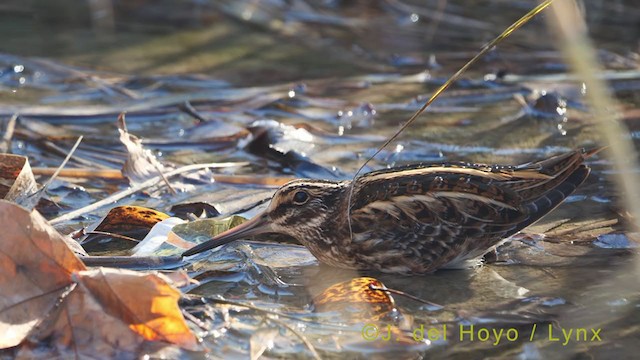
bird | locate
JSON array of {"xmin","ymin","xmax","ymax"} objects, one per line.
[{"xmin": 182, "ymin": 149, "xmax": 598, "ymax": 274}]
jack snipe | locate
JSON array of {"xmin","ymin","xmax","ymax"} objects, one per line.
[{"xmin": 183, "ymin": 149, "xmax": 597, "ymax": 274}]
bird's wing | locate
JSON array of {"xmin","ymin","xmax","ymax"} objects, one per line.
[
  {"xmin": 348, "ymin": 170, "xmax": 529, "ymax": 271},
  {"xmin": 347, "ymin": 149, "xmax": 593, "ymax": 272}
]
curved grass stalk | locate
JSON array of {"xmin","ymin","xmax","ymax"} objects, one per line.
[{"xmin": 347, "ymin": 0, "xmax": 557, "ymax": 237}]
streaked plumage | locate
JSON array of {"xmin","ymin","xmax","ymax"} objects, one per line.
[{"xmin": 182, "ymin": 149, "xmax": 597, "ymax": 274}]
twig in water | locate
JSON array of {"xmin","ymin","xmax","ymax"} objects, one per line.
[
  {"xmin": 369, "ymin": 284, "xmax": 443, "ymax": 310},
  {"xmin": 82, "ymin": 230, "xmax": 141, "ymax": 244}
]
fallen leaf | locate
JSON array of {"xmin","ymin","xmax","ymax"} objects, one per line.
[
  {"xmin": 82, "ymin": 205, "xmax": 170, "ymax": 252},
  {"xmin": 0, "ymin": 200, "xmax": 199, "ymax": 356},
  {"xmin": 75, "ymin": 268, "xmax": 198, "ymax": 348},
  {"xmin": 169, "ymin": 215, "xmax": 248, "ymax": 250},
  {"xmin": 0, "ymin": 154, "xmax": 39, "ymax": 210},
  {"xmin": 118, "ymin": 115, "xmax": 171, "ymax": 186},
  {"xmin": 0, "ymin": 200, "xmax": 85, "ymax": 348},
  {"xmin": 313, "ymin": 278, "xmax": 427, "ymax": 350},
  {"xmin": 131, "ymin": 217, "xmax": 187, "ymax": 256},
  {"xmin": 312, "ymin": 277, "xmax": 397, "ymax": 323}
]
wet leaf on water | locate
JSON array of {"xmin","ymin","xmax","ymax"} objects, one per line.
[
  {"xmin": 82, "ymin": 205, "xmax": 170, "ymax": 251},
  {"xmin": 93, "ymin": 205, "xmax": 170, "ymax": 237},
  {"xmin": 312, "ymin": 279, "xmax": 430, "ymax": 352},
  {"xmin": 173, "ymin": 187, "xmax": 275, "ymax": 219},
  {"xmin": 312, "ymin": 277, "xmax": 397, "ymax": 323},
  {"xmin": 245, "ymin": 120, "xmax": 343, "ymax": 179},
  {"xmin": 0, "ymin": 200, "xmax": 199, "ymax": 355},
  {"xmin": 131, "ymin": 217, "xmax": 187, "ymax": 256},
  {"xmin": 170, "ymin": 202, "xmax": 221, "ymax": 219},
  {"xmin": 0, "ymin": 154, "xmax": 39, "ymax": 210},
  {"xmin": 170, "ymin": 215, "xmax": 248, "ymax": 247}
]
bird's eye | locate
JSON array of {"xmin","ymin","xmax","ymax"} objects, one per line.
[{"xmin": 292, "ymin": 190, "xmax": 310, "ymax": 205}]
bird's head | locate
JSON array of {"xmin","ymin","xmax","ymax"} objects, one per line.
[{"xmin": 181, "ymin": 179, "xmax": 349, "ymax": 257}]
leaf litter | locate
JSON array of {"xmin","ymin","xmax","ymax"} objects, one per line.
[{"xmin": 0, "ymin": 201, "xmax": 198, "ymax": 357}]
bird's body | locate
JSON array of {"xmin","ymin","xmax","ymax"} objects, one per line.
[{"xmin": 183, "ymin": 149, "xmax": 596, "ymax": 274}]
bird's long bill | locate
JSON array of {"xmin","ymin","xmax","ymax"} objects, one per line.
[{"xmin": 181, "ymin": 212, "xmax": 272, "ymax": 257}]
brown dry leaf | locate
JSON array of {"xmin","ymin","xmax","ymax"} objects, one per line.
[
  {"xmin": 118, "ymin": 115, "xmax": 171, "ymax": 186},
  {"xmin": 0, "ymin": 200, "xmax": 86, "ymax": 348},
  {"xmin": 75, "ymin": 268, "xmax": 199, "ymax": 350},
  {"xmin": 83, "ymin": 205, "xmax": 170, "ymax": 249},
  {"xmin": 0, "ymin": 154, "xmax": 39, "ymax": 210},
  {"xmin": 0, "ymin": 200, "xmax": 199, "ymax": 355},
  {"xmin": 27, "ymin": 278, "xmax": 152, "ymax": 358},
  {"xmin": 312, "ymin": 277, "xmax": 397, "ymax": 323},
  {"xmin": 313, "ymin": 277, "xmax": 422, "ymax": 349}
]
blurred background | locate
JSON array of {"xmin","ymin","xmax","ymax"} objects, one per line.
[{"xmin": 1, "ymin": 0, "xmax": 638, "ymax": 84}]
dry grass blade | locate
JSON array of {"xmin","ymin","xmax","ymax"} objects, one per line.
[
  {"xmin": 39, "ymin": 136, "xmax": 83, "ymax": 193},
  {"xmin": 547, "ymin": 1, "xmax": 640, "ymax": 232},
  {"xmin": 0, "ymin": 113, "xmax": 18, "ymax": 153},
  {"xmin": 31, "ymin": 168, "xmax": 126, "ymax": 179},
  {"xmin": 347, "ymin": 0, "xmax": 556, "ymax": 237}
]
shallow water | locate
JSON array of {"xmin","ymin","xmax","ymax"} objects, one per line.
[{"xmin": 1, "ymin": 0, "xmax": 639, "ymax": 358}]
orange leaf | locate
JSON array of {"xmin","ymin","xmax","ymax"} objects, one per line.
[
  {"xmin": 0, "ymin": 200, "xmax": 199, "ymax": 355},
  {"xmin": 83, "ymin": 205, "xmax": 170, "ymax": 251},
  {"xmin": 93, "ymin": 205, "xmax": 169, "ymax": 238},
  {"xmin": 0, "ymin": 200, "xmax": 85, "ymax": 348},
  {"xmin": 75, "ymin": 268, "xmax": 199, "ymax": 350},
  {"xmin": 313, "ymin": 277, "xmax": 397, "ymax": 323}
]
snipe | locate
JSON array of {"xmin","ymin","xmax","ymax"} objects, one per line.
[{"xmin": 182, "ymin": 149, "xmax": 597, "ymax": 274}]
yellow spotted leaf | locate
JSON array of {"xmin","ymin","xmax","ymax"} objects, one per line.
[
  {"xmin": 313, "ymin": 277, "xmax": 397, "ymax": 322},
  {"xmin": 83, "ymin": 206, "xmax": 170, "ymax": 251}
]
